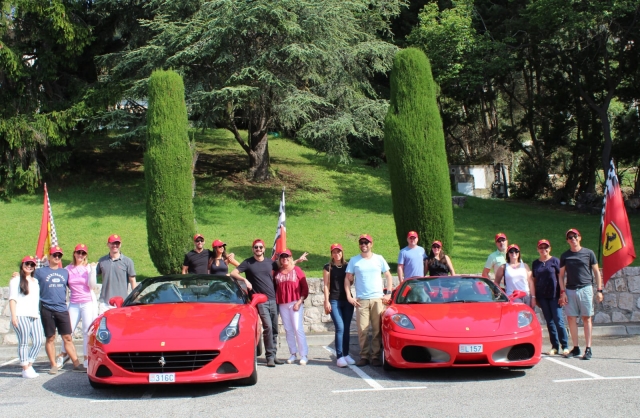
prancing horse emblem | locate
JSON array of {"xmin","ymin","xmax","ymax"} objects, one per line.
[{"xmin": 158, "ymin": 356, "xmax": 166, "ymax": 367}]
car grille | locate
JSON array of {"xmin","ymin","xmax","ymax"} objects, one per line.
[
  {"xmin": 109, "ymin": 351, "xmax": 220, "ymax": 373},
  {"xmin": 507, "ymin": 343, "xmax": 535, "ymax": 361}
]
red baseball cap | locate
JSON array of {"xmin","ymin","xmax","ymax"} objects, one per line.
[
  {"xmin": 74, "ymin": 243, "xmax": 88, "ymax": 253},
  {"xmin": 359, "ymin": 234, "xmax": 373, "ymax": 244},
  {"xmin": 22, "ymin": 255, "xmax": 37, "ymax": 264},
  {"xmin": 49, "ymin": 246, "xmax": 64, "ymax": 255},
  {"xmin": 566, "ymin": 228, "xmax": 580, "ymax": 238},
  {"xmin": 330, "ymin": 243, "xmax": 343, "ymax": 252},
  {"xmin": 537, "ymin": 239, "xmax": 550, "ymax": 248},
  {"xmin": 495, "ymin": 232, "xmax": 507, "ymax": 242},
  {"xmin": 278, "ymin": 249, "xmax": 292, "ymax": 257},
  {"xmin": 108, "ymin": 234, "xmax": 122, "ymax": 243},
  {"xmin": 407, "ymin": 231, "xmax": 418, "ymax": 239},
  {"xmin": 194, "ymin": 234, "xmax": 204, "ymax": 241},
  {"xmin": 431, "ymin": 240, "xmax": 443, "ymax": 248},
  {"xmin": 507, "ymin": 244, "xmax": 520, "ymax": 252},
  {"xmin": 252, "ymin": 239, "xmax": 265, "ymax": 247},
  {"xmin": 212, "ymin": 239, "xmax": 226, "ymax": 248}
]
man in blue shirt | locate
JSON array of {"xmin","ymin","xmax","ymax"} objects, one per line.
[
  {"xmin": 35, "ymin": 246, "xmax": 84, "ymax": 374},
  {"xmin": 345, "ymin": 234, "xmax": 393, "ymax": 367},
  {"xmin": 397, "ymin": 231, "xmax": 426, "ymax": 281}
]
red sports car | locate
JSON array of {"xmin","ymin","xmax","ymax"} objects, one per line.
[
  {"xmin": 86, "ymin": 274, "xmax": 266, "ymax": 388},
  {"xmin": 382, "ymin": 276, "xmax": 542, "ymax": 371}
]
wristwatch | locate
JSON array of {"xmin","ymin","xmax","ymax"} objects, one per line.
[
  {"xmin": 384, "ymin": 289, "xmax": 391, "ymax": 295},
  {"xmin": 597, "ymin": 289, "xmax": 603, "ymax": 293}
]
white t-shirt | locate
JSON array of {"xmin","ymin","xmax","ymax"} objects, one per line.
[
  {"xmin": 504, "ymin": 262, "xmax": 530, "ymax": 295},
  {"xmin": 346, "ymin": 253, "xmax": 390, "ymax": 299},
  {"xmin": 9, "ymin": 276, "xmax": 40, "ymax": 318}
]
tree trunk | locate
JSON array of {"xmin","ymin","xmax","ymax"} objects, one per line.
[{"xmin": 248, "ymin": 130, "xmax": 271, "ymax": 182}]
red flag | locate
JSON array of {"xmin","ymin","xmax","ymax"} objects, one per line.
[
  {"xmin": 271, "ymin": 188, "xmax": 287, "ymax": 260},
  {"xmin": 601, "ymin": 160, "xmax": 636, "ymax": 286},
  {"xmin": 35, "ymin": 184, "xmax": 60, "ymax": 267}
]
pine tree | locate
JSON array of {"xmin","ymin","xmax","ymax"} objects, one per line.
[
  {"xmin": 145, "ymin": 70, "xmax": 195, "ymax": 274},
  {"xmin": 384, "ymin": 48, "xmax": 454, "ymax": 252}
]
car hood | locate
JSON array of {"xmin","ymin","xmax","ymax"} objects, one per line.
[
  {"xmin": 402, "ymin": 303, "xmax": 506, "ymax": 336},
  {"xmin": 104, "ymin": 303, "xmax": 244, "ymax": 341}
]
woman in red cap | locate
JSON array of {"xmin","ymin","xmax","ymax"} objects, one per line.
[
  {"xmin": 9, "ymin": 256, "xmax": 43, "ymax": 378},
  {"xmin": 58, "ymin": 243, "xmax": 98, "ymax": 369},
  {"xmin": 274, "ymin": 249, "xmax": 309, "ymax": 365},
  {"xmin": 495, "ymin": 244, "xmax": 535, "ymax": 306},
  {"xmin": 208, "ymin": 239, "xmax": 239, "ymax": 275},
  {"xmin": 425, "ymin": 241, "xmax": 455, "ymax": 276},
  {"xmin": 323, "ymin": 243, "xmax": 355, "ymax": 368}
]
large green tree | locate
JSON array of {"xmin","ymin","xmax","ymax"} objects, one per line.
[
  {"xmin": 384, "ymin": 48, "xmax": 454, "ymax": 251},
  {"xmin": 99, "ymin": 0, "xmax": 402, "ymax": 181},
  {"xmin": 145, "ymin": 69, "xmax": 195, "ymax": 274}
]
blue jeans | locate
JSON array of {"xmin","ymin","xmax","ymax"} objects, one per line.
[
  {"xmin": 538, "ymin": 297, "xmax": 569, "ymax": 350},
  {"xmin": 329, "ymin": 299, "xmax": 354, "ymax": 358}
]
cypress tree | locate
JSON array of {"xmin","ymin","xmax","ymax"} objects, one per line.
[
  {"xmin": 145, "ymin": 70, "xmax": 195, "ymax": 274},
  {"xmin": 384, "ymin": 48, "xmax": 454, "ymax": 252}
]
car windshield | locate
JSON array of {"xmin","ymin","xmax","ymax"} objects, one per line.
[
  {"xmin": 125, "ymin": 274, "xmax": 246, "ymax": 306},
  {"xmin": 395, "ymin": 276, "xmax": 508, "ymax": 304}
]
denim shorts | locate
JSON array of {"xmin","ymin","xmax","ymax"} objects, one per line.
[{"xmin": 566, "ymin": 286, "xmax": 594, "ymax": 317}]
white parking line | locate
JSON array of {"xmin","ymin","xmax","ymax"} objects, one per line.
[
  {"xmin": 1, "ymin": 358, "xmax": 19, "ymax": 367},
  {"xmin": 554, "ymin": 376, "xmax": 640, "ymax": 383},
  {"xmin": 544, "ymin": 357, "xmax": 602, "ymax": 378},
  {"xmin": 323, "ymin": 346, "xmax": 427, "ymax": 393}
]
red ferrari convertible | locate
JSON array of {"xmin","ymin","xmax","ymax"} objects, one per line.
[
  {"xmin": 86, "ymin": 274, "xmax": 266, "ymax": 388},
  {"xmin": 382, "ymin": 276, "xmax": 542, "ymax": 371}
]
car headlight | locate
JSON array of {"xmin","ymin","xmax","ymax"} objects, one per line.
[
  {"xmin": 220, "ymin": 313, "xmax": 241, "ymax": 341},
  {"xmin": 518, "ymin": 311, "xmax": 533, "ymax": 328},
  {"xmin": 391, "ymin": 314, "xmax": 415, "ymax": 330},
  {"xmin": 96, "ymin": 317, "xmax": 111, "ymax": 344}
]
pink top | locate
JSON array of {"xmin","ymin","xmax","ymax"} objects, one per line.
[
  {"xmin": 273, "ymin": 266, "xmax": 309, "ymax": 305},
  {"xmin": 65, "ymin": 264, "xmax": 95, "ymax": 303}
]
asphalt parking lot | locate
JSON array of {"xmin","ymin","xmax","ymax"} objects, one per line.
[{"xmin": 1, "ymin": 335, "xmax": 639, "ymax": 417}]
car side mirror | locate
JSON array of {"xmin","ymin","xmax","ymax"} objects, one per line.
[
  {"xmin": 109, "ymin": 296, "xmax": 124, "ymax": 308},
  {"xmin": 508, "ymin": 290, "xmax": 527, "ymax": 301},
  {"xmin": 251, "ymin": 293, "xmax": 268, "ymax": 306}
]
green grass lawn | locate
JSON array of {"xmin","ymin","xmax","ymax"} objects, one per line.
[{"xmin": 1, "ymin": 129, "xmax": 638, "ymax": 286}]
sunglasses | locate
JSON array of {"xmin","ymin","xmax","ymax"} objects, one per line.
[
  {"xmin": 432, "ymin": 245, "xmax": 441, "ymax": 249},
  {"xmin": 359, "ymin": 241, "xmax": 371, "ymax": 245},
  {"xmin": 24, "ymin": 262, "xmax": 36, "ymax": 268},
  {"xmin": 508, "ymin": 249, "xmax": 520, "ymax": 254},
  {"xmin": 279, "ymin": 254, "xmax": 291, "ymax": 259},
  {"xmin": 496, "ymin": 238, "xmax": 506, "ymax": 243},
  {"xmin": 75, "ymin": 251, "xmax": 87, "ymax": 256},
  {"xmin": 195, "ymin": 239, "xmax": 204, "ymax": 243},
  {"xmin": 253, "ymin": 245, "xmax": 264, "ymax": 250},
  {"xmin": 52, "ymin": 253, "xmax": 63, "ymax": 259},
  {"xmin": 215, "ymin": 245, "xmax": 226, "ymax": 248},
  {"xmin": 538, "ymin": 245, "xmax": 550, "ymax": 250},
  {"xmin": 567, "ymin": 235, "xmax": 578, "ymax": 240},
  {"xmin": 110, "ymin": 241, "xmax": 121, "ymax": 245}
]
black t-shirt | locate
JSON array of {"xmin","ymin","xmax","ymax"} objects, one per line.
[
  {"xmin": 323, "ymin": 263, "xmax": 348, "ymax": 301},
  {"xmin": 209, "ymin": 258, "xmax": 228, "ymax": 275},
  {"xmin": 183, "ymin": 250, "xmax": 212, "ymax": 274},
  {"xmin": 560, "ymin": 248, "xmax": 597, "ymax": 289},
  {"xmin": 427, "ymin": 257, "xmax": 450, "ymax": 276},
  {"xmin": 531, "ymin": 256, "xmax": 560, "ymax": 299},
  {"xmin": 237, "ymin": 257, "xmax": 276, "ymax": 300}
]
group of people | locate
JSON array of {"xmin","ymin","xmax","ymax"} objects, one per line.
[
  {"xmin": 482, "ymin": 230, "xmax": 603, "ymax": 360},
  {"xmin": 9, "ymin": 234, "xmax": 136, "ymax": 378},
  {"xmin": 9, "ymin": 227, "xmax": 604, "ymax": 378}
]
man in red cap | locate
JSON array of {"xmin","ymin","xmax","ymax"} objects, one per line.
[
  {"xmin": 345, "ymin": 234, "xmax": 393, "ymax": 367},
  {"xmin": 558, "ymin": 228, "xmax": 603, "ymax": 360},
  {"xmin": 397, "ymin": 231, "xmax": 426, "ymax": 281},
  {"xmin": 482, "ymin": 233, "xmax": 509, "ymax": 279},
  {"xmin": 230, "ymin": 239, "xmax": 283, "ymax": 367},
  {"xmin": 182, "ymin": 234, "xmax": 212, "ymax": 274},
  {"xmin": 96, "ymin": 234, "xmax": 136, "ymax": 314}
]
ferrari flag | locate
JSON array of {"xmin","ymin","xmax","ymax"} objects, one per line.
[
  {"xmin": 271, "ymin": 187, "xmax": 287, "ymax": 260},
  {"xmin": 601, "ymin": 160, "xmax": 636, "ymax": 286},
  {"xmin": 35, "ymin": 183, "xmax": 60, "ymax": 266}
]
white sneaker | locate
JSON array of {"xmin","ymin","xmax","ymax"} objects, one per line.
[
  {"xmin": 56, "ymin": 353, "xmax": 69, "ymax": 368},
  {"xmin": 344, "ymin": 355, "xmax": 356, "ymax": 365},
  {"xmin": 336, "ymin": 357, "xmax": 348, "ymax": 368},
  {"xmin": 22, "ymin": 368, "xmax": 38, "ymax": 379},
  {"xmin": 27, "ymin": 366, "xmax": 39, "ymax": 377},
  {"xmin": 299, "ymin": 356, "xmax": 308, "ymax": 366},
  {"xmin": 287, "ymin": 354, "xmax": 297, "ymax": 364}
]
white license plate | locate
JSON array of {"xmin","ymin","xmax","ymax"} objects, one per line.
[
  {"xmin": 459, "ymin": 344, "xmax": 483, "ymax": 353},
  {"xmin": 148, "ymin": 373, "xmax": 175, "ymax": 383}
]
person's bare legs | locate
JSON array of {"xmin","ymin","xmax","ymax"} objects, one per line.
[
  {"xmin": 567, "ymin": 316, "xmax": 579, "ymax": 347},
  {"xmin": 45, "ymin": 336, "xmax": 57, "ymax": 368},
  {"xmin": 582, "ymin": 316, "xmax": 592, "ymax": 347},
  {"xmin": 61, "ymin": 334, "xmax": 80, "ymax": 367}
]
